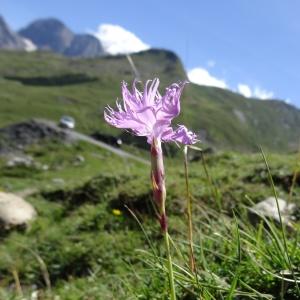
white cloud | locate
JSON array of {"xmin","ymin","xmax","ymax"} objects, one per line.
[
  {"xmin": 237, "ymin": 83, "xmax": 274, "ymax": 100},
  {"xmin": 188, "ymin": 67, "xmax": 227, "ymax": 89},
  {"xmin": 92, "ymin": 24, "xmax": 150, "ymax": 55},
  {"xmin": 253, "ymin": 87, "xmax": 274, "ymax": 100},
  {"xmin": 237, "ymin": 84, "xmax": 252, "ymax": 98}
]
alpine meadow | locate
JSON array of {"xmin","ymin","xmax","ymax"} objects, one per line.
[{"xmin": 0, "ymin": 11, "xmax": 300, "ymax": 300}]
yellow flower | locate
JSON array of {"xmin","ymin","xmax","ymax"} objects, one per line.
[{"xmin": 112, "ymin": 209, "xmax": 122, "ymax": 216}]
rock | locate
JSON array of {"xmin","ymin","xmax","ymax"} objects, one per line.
[
  {"xmin": 52, "ymin": 178, "xmax": 65, "ymax": 185},
  {"xmin": 5, "ymin": 155, "xmax": 48, "ymax": 171},
  {"xmin": 249, "ymin": 197, "xmax": 297, "ymax": 227},
  {"xmin": 41, "ymin": 164, "xmax": 49, "ymax": 171},
  {"xmin": 6, "ymin": 155, "xmax": 33, "ymax": 168},
  {"xmin": 0, "ymin": 119, "xmax": 69, "ymax": 155},
  {"xmin": 73, "ymin": 155, "xmax": 85, "ymax": 165},
  {"xmin": 0, "ymin": 192, "xmax": 37, "ymax": 228}
]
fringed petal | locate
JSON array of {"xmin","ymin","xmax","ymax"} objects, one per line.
[
  {"xmin": 161, "ymin": 125, "xmax": 198, "ymax": 145},
  {"xmin": 104, "ymin": 78, "xmax": 197, "ymax": 145},
  {"xmin": 156, "ymin": 81, "xmax": 187, "ymax": 121}
]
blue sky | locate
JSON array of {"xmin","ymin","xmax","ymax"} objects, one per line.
[{"xmin": 2, "ymin": 0, "xmax": 300, "ymax": 105}]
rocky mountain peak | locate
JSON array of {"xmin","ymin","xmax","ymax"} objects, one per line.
[
  {"xmin": 19, "ymin": 18, "xmax": 74, "ymax": 53},
  {"xmin": 18, "ymin": 17, "xmax": 104, "ymax": 57},
  {"xmin": 0, "ymin": 15, "xmax": 27, "ymax": 50}
]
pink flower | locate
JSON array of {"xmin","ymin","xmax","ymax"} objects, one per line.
[{"xmin": 104, "ymin": 78, "xmax": 197, "ymax": 144}]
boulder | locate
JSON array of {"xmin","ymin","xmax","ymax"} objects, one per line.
[
  {"xmin": 248, "ymin": 197, "xmax": 297, "ymax": 227},
  {"xmin": 0, "ymin": 192, "xmax": 37, "ymax": 228}
]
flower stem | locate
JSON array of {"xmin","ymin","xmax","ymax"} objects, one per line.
[
  {"xmin": 183, "ymin": 146, "xmax": 196, "ymax": 273},
  {"xmin": 151, "ymin": 138, "xmax": 176, "ymax": 300},
  {"xmin": 164, "ymin": 230, "xmax": 176, "ymax": 300}
]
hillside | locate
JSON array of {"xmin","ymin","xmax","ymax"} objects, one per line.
[
  {"xmin": 1, "ymin": 49, "xmax": 300, "ymax": 300},
  {"xmin": 0, "ymin": 49, "xmax": 299, "ymax": 152}
]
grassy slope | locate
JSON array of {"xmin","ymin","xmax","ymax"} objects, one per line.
[
  {"xmin": 1, "ymin": 49, "xmax": 300, "ymax": 299},
  {"xmin": 0, "ymin": 141, "xmax": 300, "ymax": 299},
  {"xmin": 0, "ymin": 50, "xmax": 300, "ymax": 152}
]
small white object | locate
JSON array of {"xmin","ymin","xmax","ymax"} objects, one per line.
[
  {"xmin": 0, "ymin": 192, "xmax": 37, "ymax": 227},
  {"xmin": 59, "ymin": 116, "xmax": 75, "ymax": 129}
]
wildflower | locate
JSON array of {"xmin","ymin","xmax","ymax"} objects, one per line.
[
  {"xmin": 104, "ymin": 78, "xmax": 197, "ymax": 300},
  {"xmin": 104, "ymin": 78, "xmax": 197, "ymax": 145},
  {"xmin": 112, "ymin": 209, "xmax": 122, "ymax": 216}
]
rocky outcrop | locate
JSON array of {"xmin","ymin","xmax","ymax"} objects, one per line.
[{"xmin": 0, "ymin": 119, "xmax": 68, "ymax": 155}]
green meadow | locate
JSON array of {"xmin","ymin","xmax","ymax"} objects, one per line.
[{"xmin": 0, "ymin": 50, "xmax": 300, "ymax": 299}]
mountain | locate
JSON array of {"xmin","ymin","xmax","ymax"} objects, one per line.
[
  {"xmin": 64, "ymin": 34, "xmax": 103, "ymax": 57},
  {"xmin": 0, "ymin": 16, "xmax": 28, "ymax": 50},
  {"xmin": 0, "ymin": 49, "xmax": 299, "ymax": 152},
  {"xmin": 19, "ymin": 18, "xmax": 104, "ymax": 57},
  {"xmin": 19, "ymin": 18, "xmax": 73, "ymax": 53}
]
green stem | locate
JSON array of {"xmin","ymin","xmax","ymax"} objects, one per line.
[
  {"xmin": 164, "ymin": 231, "xmax": 176, "ymax": 300},
  {"xmin": 184, "ymin": 146, "xmax": 196, "ymax": 273},
  {"xmin": 151, "ymin": 138, "xmax": 176, "ymax": 299}
]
